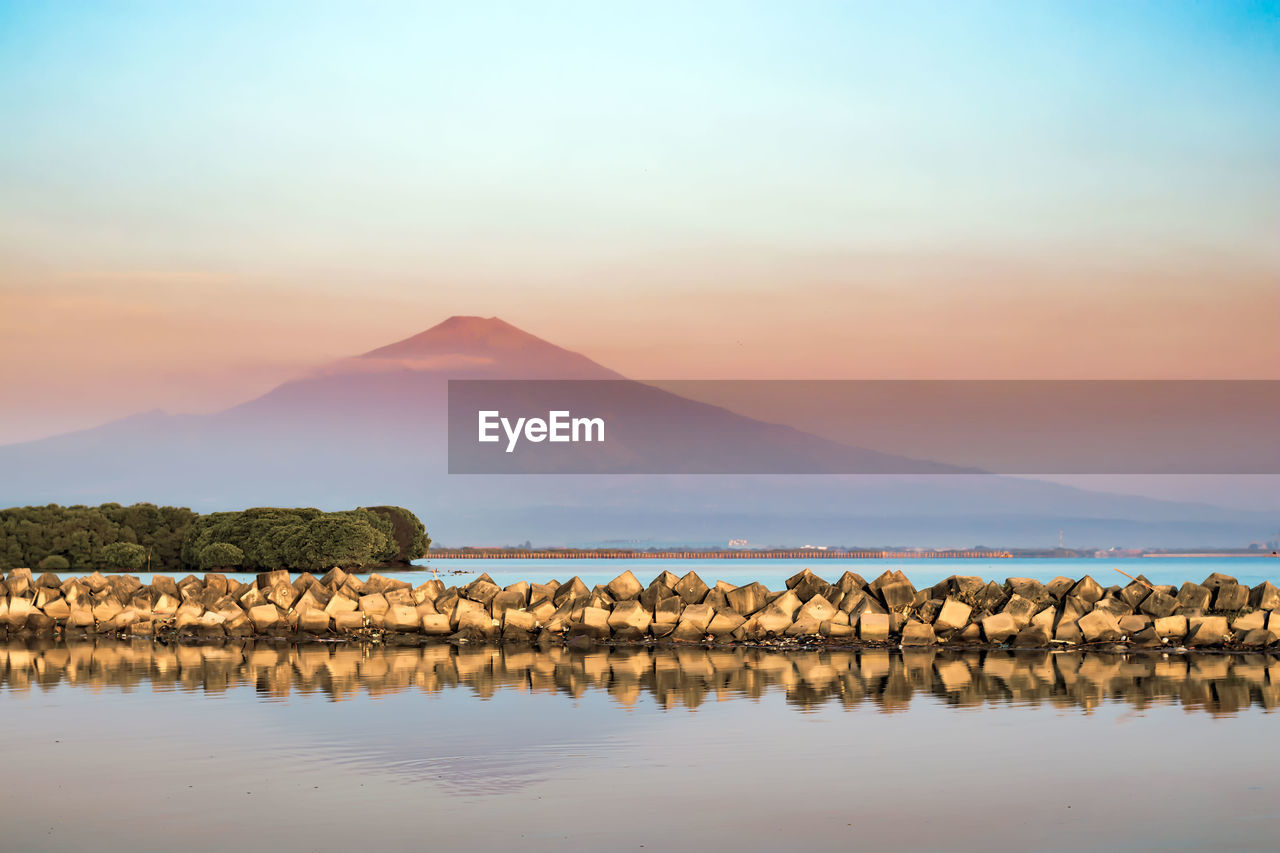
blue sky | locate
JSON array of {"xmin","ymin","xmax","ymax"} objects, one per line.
[{"xmin": 0, "ymin": 1, "xmax": 1277, "ymax": 441}]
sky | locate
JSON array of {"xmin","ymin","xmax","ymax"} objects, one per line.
[{"xmin": 1, "ymin": 0, "xmax": 1277, "ymax": 443}]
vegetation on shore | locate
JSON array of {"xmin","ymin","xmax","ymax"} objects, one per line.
[{"xmin": 0, "ymin": 503, "xmax": 429, "ymax": 572}]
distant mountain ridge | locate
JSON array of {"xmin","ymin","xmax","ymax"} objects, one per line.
[{"xmin": 1, "ymin": 316, "xmax": 1272, "ymax": 547}]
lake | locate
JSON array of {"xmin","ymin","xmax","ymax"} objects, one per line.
[
  {"xmin": 4, "ymin": 556, "xmax": 1276, "ymax": 851},
  {"xmin": 2, "ymin": 636, "xmax": 1276, "ymax": 851}
]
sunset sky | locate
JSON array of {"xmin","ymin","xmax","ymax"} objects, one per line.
[{"xmin": 2, "ymin": 1, "xmax": 1277, "ymax": 443}]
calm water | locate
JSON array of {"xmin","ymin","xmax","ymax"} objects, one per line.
[
  {"xmin": 2, "ymin": 638, "xmax": 1277, "ymax": 851},
  {"xmin": 10, "ymin": 556, "xmax": 1277, "ymax": 850},
  {"xmin": 138, "ymin": 555, "xmax": 1280, "ymax": 592}
]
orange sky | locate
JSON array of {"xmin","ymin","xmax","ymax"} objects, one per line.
[
  {"xmin": 3, "ymin": 247, "xmax": 1276, "ymax": 444},
  {"xmin": 2, "ymin": 2, "xmax": 1277, "ymax": 444}
]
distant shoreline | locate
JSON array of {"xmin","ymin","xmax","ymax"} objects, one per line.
[
  {"xmin": 431, "ymin": 548, "xmax": 1019, "ymax": 559},
  {"xmin": 427, "ymin": 548, "xmax": 1276, "ymax": 560}
]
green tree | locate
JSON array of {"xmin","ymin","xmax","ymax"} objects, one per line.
[
  {"xmin": 38, "ymin": 555, "xmax": 70, "ymax": 571},
  {"xmin": 199, "ymin": 542, "xmax": 244, "ymax": 570},
  {"xmin": 100, "ymin": 541, "xmax": 147, "ymax": 570}
]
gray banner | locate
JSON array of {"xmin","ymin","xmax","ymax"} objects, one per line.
[{"xmin": 447, "ymin": 380, "xmax": 1278, "ymax": 474}]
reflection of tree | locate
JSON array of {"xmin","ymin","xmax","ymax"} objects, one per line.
[{"xmin": 1, "ymin": 639, "xmax": 1275, "ymax": 717}]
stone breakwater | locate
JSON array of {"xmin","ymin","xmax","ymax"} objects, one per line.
[{"xmin": 2, "ymin": 566, "xmax": 1278, "ymax": 650}]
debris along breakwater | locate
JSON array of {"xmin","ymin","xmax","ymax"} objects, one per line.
[
  {"xmin": 3, "ymin": 640, "xmax": 1276, "ymax": 715},
  {"xmin": 3, "ymin": 566, "xmax": 1278, "ymax": 651}
]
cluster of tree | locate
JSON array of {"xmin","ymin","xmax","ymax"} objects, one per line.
[
  {"xmin": 0, "ymin": 503, "xmax": 197, "ymax": 572},
  {"xmin": 181, "ymin": 506, "xmax": 430, "ymax": 572},
  {"xmin": 1, "ymin": 503, "xmax": 429, "ymax": 573}
]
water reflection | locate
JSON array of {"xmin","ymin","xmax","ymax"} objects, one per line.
[{"xmin": 3, "ymin": 639, "xmax": 1276, "ymax": 717}]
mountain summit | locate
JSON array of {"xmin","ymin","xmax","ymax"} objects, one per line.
[
  {"xmin": 355, "ymin": 316, "xmax": 620, "ymax": 379},
  {"xmin": 364, "ymin": 316, "xmax": 561, "ymax": 359}
]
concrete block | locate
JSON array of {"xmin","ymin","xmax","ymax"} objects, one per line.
[
  {"xmin": 605, "ymin": 571, "xmax": 643, "ymax": 602},
  {"xmin": 725, "ymin": 582, "xmax": 769, "ymax": 615},
  {"xmin": 784, "ymin": 615, "xmax": 822, "ymax": 637},
  {"xmin": 1069, "ymin": 576, "xmax": 1104, "ymax": 605},
  {"xmin": 857, "ymin": 613, "xmax": 890, "ymax": 642},
  {"xmin": 672, "ymin": 572, "xmax": 710, "ymax": 605},
  {"xmin": 1212, "ymin": 584, "xmax": 1248, "ymax": 611},
  {"xmin": 489, "ymin": 589, "xmax": 526, "ymax": 617},
  {"xmin": 707, "ymin": 611, "xmax": 746, "ymax": 637},
  {"xmin": 981, "ymin": 613, "xmax": 1018, "ymax": 643},
  {"xmin": 670, "ymin": 620, "xmax": 708, "ymax": 642},
  {"xmin": 1093, "ymin": 597, "xmax": 1132, "ymax": 618},
  {"xmin": 1077, "ymin": 610, "xmax": 1122, "ymax": 643},
  {"xmin": 878, "ymin": 579, "xmax": 916, "ymax": 611},
  {"xmin": 752, "ymin": 602, "xmax": 795, "ymax": 634},
  {"xmin": 1118, "ymin": 614, "xmax": 1151, "ymax": 635},
  {"xmin": 1153, "ymin": 615, "xmax": 1188, "ymax": 640},
  {"xmin": 385, "ymin": 604, "xmax": 421, "ymax": 633},
  {"xmin": 1029, "ymin": 606, "xmax": 1056, "ymax": 636},
  {"xmin": 1250, "ymin": 581, "xmax": 1280, "ymax": 611},
  {"xmin": 41, "ymin": 598, "xmax": 71, "ymax": 621},
  {"xmin": 358, "ymin": 593, "xmax": 390, "ymax": 615},
  {"xmin": 248, "ymin": 604, "xmax": 280, "ymax": 630},
  {"xmin": 1004, "ymin": 578, "xmax": 1049, "ymax": 604},
  {"xmin": 1176, "ymin": 582, "xmax": 1212, "ymax": 611},
  {"xmin": 552, "ymin": 576, "xmax": 589, "ymax": 606},
  {"xmin": 333, "ymin": 611, "xmax": 365, "ymax": 633},
  {"xmin": 503, "ymin": 610, "xmax": 538, "ymax": 633},
  {"xmin": 299, "ymin": 610, "xmax": 330, "ymax": 633},
  {"xmin": 838, "ymin": 589, "xmax": 868, "ymax": 615},
  {"xmin": 567, "ymin": 605, "xmax": 606, "ymax": 636},
  {"xmin": 264, "ymin": 583, "xmax": 298, "ymax": 611},
  {"xmin": 901, "ymin": 621, "xmax": 935, "ymax": 646},
  {"xmin": 449, "ymin": 598, "xmax": 485, "ymax": 631},
  {"xmin": 1000, "ymin": 595, "xmax": 1036, "ymax": 629},
  {"xmin": 1231, "ymin": 611, "xmax": 1266, "ymax": 633},
  {"xmin": 1011, "ymin": 626, "xmax": 1050, "ymax": 647},
  {"xmin": 1187, "ymin": 615, "xmax": 1230, "ymax": 646},
  {"xmin": 1240, "ymin": 629, "xmax": 1279, "ymax": 648},
  {"xmin": 608, "ymin": 600, "xmax": 653, "ymax": 633},
  {"xmin": 421, "ymin": 614, "xmax": 452, "ymax": 635},
  {"xmin": 91, "ymin": 599, "xmax": 124, "ymax": 624},
  {"xmin": 461, "ymin": 576, "xmax": 501, "ymax": 605},
  {"xmin": 1138, "ymin": 590, "xmax": 1179, "ymax": 619},
  {"xmin": 323, "ymin": 593, "xmax": 357, "ymax": 617},
  {"xmin": 1118, "ymin": 581, "xmax": 1151, "ymax": 609},
  {"xmin": 796, "ymin": 594, "xmax": 837, "ymax": 625},
  {"xmin": 1129, "ymin": 626, "xmax": 1163, "ymax": 648},
  {"xmin": 654, "ymin": 595, "xmax": 684, "ymax": 625},
  {"xmin": 639, "ymin": 582, "xmax": 673, "ymax": 611},
  {"xmin": 413, "ymin": 580, "xmax": 444, "ymax": 605}
]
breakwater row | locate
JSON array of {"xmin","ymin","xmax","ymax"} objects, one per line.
[
  {"xmin": 2, "ymin": 566, "xmax": 1278, "ymax": 651},
  {"xmin": 2, "ymin": 639, "xmax": 1275, "ymax": 716}
]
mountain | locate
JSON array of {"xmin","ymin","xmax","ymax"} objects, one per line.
[{"xmin": 1, "ymin": 316, "xmax": 1273, "ymax": 547}]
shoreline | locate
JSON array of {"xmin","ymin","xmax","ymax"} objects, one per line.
[
  {"xmin": 4, "ymin": 565, "xmax": 1277, "ymax": 653},
  {"xmin": 426, "ymin": 548, "xmax": 1277, "ymax": 560}
]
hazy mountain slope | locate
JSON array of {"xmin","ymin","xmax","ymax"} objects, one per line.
[{"xmin": 1, "ymin": 316, "xmax": 1271, "ymax": 547}]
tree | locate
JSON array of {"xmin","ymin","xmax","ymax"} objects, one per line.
[
  {"xmin": 199, "ymin": 542, "xmax": 244, "ymax": 570},
  {"xmin": 100, "ymin": 542, "xmax": 147, "ymax": 570},
  {"xmin": 38, "ymin": 555, "xmax": 70, "ymax": 571},
  {"xmin": 364, "ymin": 505, "xmax": 431, "ymax": 562}
]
